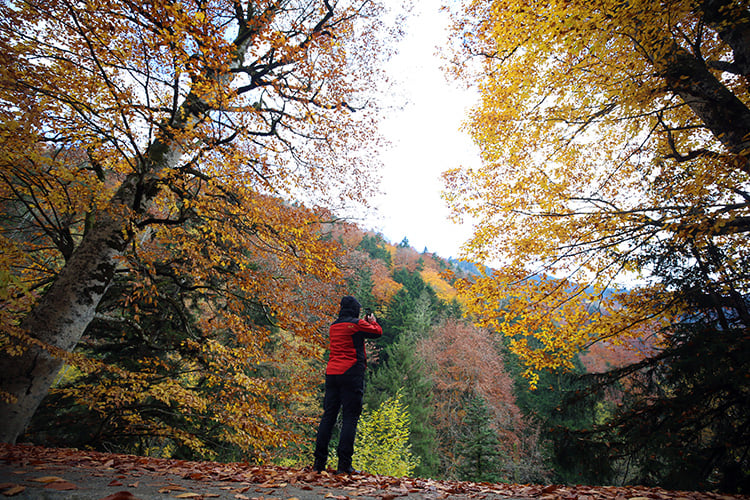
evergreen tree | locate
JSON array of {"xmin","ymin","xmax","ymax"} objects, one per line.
[
  {"xmin": 357, "ymin": 234, "xmax": 392, "ymax": 267},
  {"xmin": 405, "ymin": 290, "xmax": 434, "ymax": 337},
  {"xmin": 366, "ymin": 331, "xmax": 440, "ymax": 477},
  {"xmin": 347, "ymin": 267, "xmax": 376, "ymax": 312},
  {"xmin": 557, "ymin": 320, "xmax": 750, "ymax": 492},
  {"xmin": 499, "ymin": 336, "xmax": 604, "ymax": 484},
  {"xmin": 553, "ymin": 237, "xmax": 750, "ymax": 493},
  {"xmin": 382, "ymin": 270, "xmax": 440, "ymax": 344},
  {"xmin": 456, "ymin": 395, "xmax": 505, "ymax": 483}
]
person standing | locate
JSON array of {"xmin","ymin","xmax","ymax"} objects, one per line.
[{"xmin": 313, "ymin": 295, "xmax": 383, "ymax": 474}]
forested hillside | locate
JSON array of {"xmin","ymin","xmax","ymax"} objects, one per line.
[
  {"xmin": 2, "ymin": 0, "xmax": 748, "ymax": 495},
  {"xmin": 13, "ymin": 218, "xmax": 655, "ymax": 487}
]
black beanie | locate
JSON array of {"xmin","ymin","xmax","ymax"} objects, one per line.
[{"xmin": 339, "ymin": 295, "xmax": 361, "ymax": 318}]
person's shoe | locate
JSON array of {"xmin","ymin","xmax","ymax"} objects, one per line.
[
  {"xmin": 335, "ymin": 466, "xmax": 359, "ymax": 474},
  {"xmin": 312, "ymin": 459, "xmax": 326, "ymax": 472}
]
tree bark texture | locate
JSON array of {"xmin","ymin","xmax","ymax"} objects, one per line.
[
  {"xmin": 0, "ymin": 135, "xmax": 189, "ymax": 444},
  {"xmin": 701, "ymin": 0, "xmax": 750, "ymax": 76},
  {"xmin": 658, "ymin": 44, "xmax": 750, "ymax": 170},
  {"xmin": 0, "ymin": 208, "xmax": 126, "ymax": 442}
]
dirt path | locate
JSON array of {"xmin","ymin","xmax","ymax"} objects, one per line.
[
  {"xmin": 0, "ymin": 444, "xmax": 528, "ymax": 499},
  {"xmin": 1, "ymin": 444, "xmax": 746, "ymax": 500}
]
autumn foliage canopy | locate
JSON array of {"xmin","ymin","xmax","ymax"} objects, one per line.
[
  {"xmin": 0, "ymin": 0, "xmax": 392, "ymax": 448},
  {"xmin": 444, "ymin": 0, "xmax": 750, "ymax": 386}
]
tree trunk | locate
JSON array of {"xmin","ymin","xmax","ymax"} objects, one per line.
[
  {"xmin": 658, "ymin": 45, "xmax": 750, "ymax": 173},
  {"xmin": 0, "ymin": 0, "xmax": 327, "ymax": 443},
  {"xmin": 0, "ymin": 214, "xmax": 124, "ymax": 442},
  {"xmin": 701, "ymin": 0, "xmax": 750, "ymax": 76},
  {"xmin": 0, "ymin": 171, "xmax": 156, "ymax": 442},
  {"xmin": 0, "ymin": 123, "xmax": 191, "ymax": 443}
]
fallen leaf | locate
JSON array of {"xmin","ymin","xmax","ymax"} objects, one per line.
[
  {"xmin": 31, "ymin": 476, "xmax": 66, "ymax": 483},
  {"xmin": 173, "ymin": 494, "xmax": 202, "ymax": 498},
  {"xmin": 234, "ymin": 494, "xmax": 250, "ymax": 500},
  {"xmin": 2, "ymin": 485, "xmax": 26, "ymax": 497},
  {"xmin": 98, "ymin": 492, "xmax": 141, "ymax": 500},
  {"xmin": 159, "ymin": 485, "xmax": 188, "ymax": 492},
  {"xmin": 108, "ymin": 480, "xmax": 123, "ymax": 486},
  {"xmin": 44, "ymin": 481, "xmax": 78, "ymax": 491}
]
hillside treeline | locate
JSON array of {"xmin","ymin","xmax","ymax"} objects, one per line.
[
  {"xmin": 18, "ymin": 221, "xmax": 746, "ymax": 492},
  {"xmin": 2, "ymin": 0, "xmax": 747, "ymax": 494}
]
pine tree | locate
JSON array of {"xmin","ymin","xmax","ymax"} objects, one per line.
[
  {"xmin": 456, "ymin": 395, "xmax": 505, "ymax": 483},
  {"xmin": 366, "ymin": 332, "xmax": 440, "ymax": 477},
  {"xmin": 348, "ymin": 267, "xmax": 376, "ymax": 312}
]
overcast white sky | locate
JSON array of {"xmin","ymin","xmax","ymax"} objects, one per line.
[{"xmin": 361, "ymin": 2, "xmax": 481, "ymax": 260}]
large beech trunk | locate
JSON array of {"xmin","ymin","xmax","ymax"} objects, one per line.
[
  {"xmin": 0, "ymin": 47, "xmax": 228, "ymax": 439},
  {"xmin": 0, "ymin": 0, "xmax": 323, "ymax": 441},
  {"xmin": 0, "ymin": 212, "xmax": 126, "ymax": 442},
  {"xmin": 0, "ymin": 0, "xmax": 340, "ymax": 444},
  {"xmin": 0, "ymin": 124, "xmax": 191, "ymax": 442},
  {"xmin": 0, "ymin": 80, "xmax": 238, "ymax": 444},
  {"xmin": 0, "ymin": 172, "xmax": 159, "ymax": 443}
]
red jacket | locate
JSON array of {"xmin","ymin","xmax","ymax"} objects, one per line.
[{"xmin": 326, "ymin": 316, "xmax": 383, "ymax": 375}]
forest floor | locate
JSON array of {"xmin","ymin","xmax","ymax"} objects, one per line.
[{"xmin": 1, "ymin": 444, "xmax": 747, "ymax": 500}]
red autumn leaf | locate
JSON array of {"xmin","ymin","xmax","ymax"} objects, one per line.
[
  {"xmin": 98, "ymin": 492, "xmax": 141, "ymax": 500},
  {"xmin": 44, "ymin": 481, "xmax": 78, "ymax": 491}
]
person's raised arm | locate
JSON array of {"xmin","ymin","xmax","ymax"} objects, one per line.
[{"xmin": 358, "ymin": 313, "xmax": 382, "ymax": 338}]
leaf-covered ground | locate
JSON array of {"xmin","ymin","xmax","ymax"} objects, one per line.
[{"xmin": 0, "ymin": 444, "xmax": 747, "ymax": 500}]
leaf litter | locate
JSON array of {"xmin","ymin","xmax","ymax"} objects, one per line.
[{"xmin": 2, "ymin": 443, "xmax": 748, "ymax": 500}]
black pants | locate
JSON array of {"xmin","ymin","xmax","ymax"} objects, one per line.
[{"xmin": 313, "ymin": 372, "xmax": 364, "ymax": 470}]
